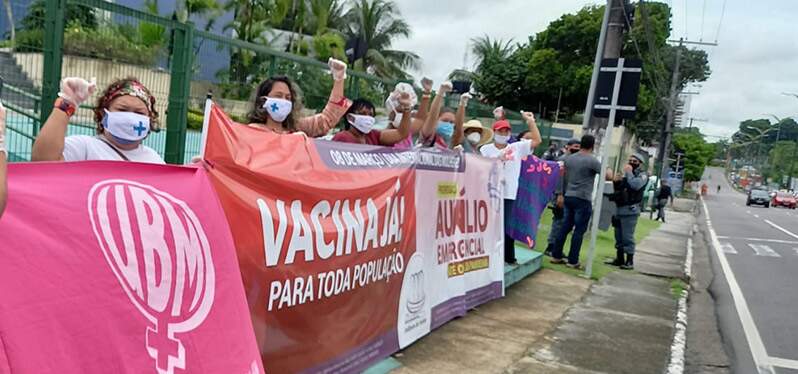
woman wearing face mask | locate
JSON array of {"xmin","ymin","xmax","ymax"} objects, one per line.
[
  {"xmin": 480, "ymin": 111, "xmax": 542, "ymax": 264},
  {"xmin": 32, "ymin": 77, "xmax": 163, "ymax": 163},
  {"xmin": 332, "ymin": 94, "xmax": 413, "ymax": 146},
  {"xmin": 458, "ymin": 119, "xmax": 493, "ymax": 154},
  {"xmin": 418, "ymin": 81, "xmax": 460, "ymax": 150},
  {"xmin": 248, "ymin": 58, "xmax": 350, "ymax": 136}
]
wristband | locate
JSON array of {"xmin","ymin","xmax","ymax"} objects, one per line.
[
  {"xmin": 329, "ymin": 97, "xmax": 349, "ymax": 107},
  {"xmin": 54, "ymin": 98, "xmax": 77, "ymax": 117}
]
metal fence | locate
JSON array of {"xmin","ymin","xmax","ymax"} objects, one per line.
[{"xmin": 2, "ymin": 0, "xmax": 529, "ymax": 164}]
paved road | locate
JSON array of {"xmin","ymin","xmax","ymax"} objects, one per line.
[{"xmin": 701, "ymin": 167, "xmax": 798, "ymax": 374}]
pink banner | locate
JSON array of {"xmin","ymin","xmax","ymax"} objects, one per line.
[{"xmin": 0, "ymin": 161, "xmax": 263, "ymax": 374}]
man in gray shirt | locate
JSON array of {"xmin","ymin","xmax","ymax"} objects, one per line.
[{"xmin": 551, "ymin": 135, "xmax": 602, "ymax": 268}]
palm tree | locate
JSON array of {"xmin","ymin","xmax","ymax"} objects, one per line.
[
  {"xmin": 344, "ymin": 0, "xmax": 419, "ymax": 79},
  {"xmin": 308, "ymin": 0, "xmax": 346, "ymax": 35},
  {"xmin": 470, "ymin": 35, "xmax": 515, "ymax": 68}
]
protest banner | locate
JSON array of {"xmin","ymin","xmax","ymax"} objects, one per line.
[
  {"xmin": 0, "ymin": 162, "xmax": 263, "ymax": 374},
  {"xmin": 202, "ymin": 103, "xmax": 505, "ymax": 373},
  {"xmin": 507, "ymin": 156, "xmax": 560, "ymax": 248}
]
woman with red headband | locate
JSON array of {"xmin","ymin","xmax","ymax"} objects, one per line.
[{"xmin": 32, "ymin": 77, "xmax": 164, "ymax": 163}]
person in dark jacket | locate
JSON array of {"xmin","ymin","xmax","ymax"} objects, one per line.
[
  {"xmin": 606, "ymin": 152, "xmax": 648, "ymax": 270},
  {"xmin": 655, "ymin": 180, "xmax": 673, "ymax": 222}
]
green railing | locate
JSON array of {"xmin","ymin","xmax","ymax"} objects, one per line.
[{"xmin": 2, "ymin": 0, "xmax": 527, "ymax": 164}]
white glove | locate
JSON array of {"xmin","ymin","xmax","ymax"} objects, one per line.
[
  {"xmin": 397, "ymin": 92, "xmax": 413, "ymax": 112},
  {"xmin": 459, "ymin": 92, "xmax": 473, "ymax": 106},
  {"xmin": 388, "ymin": 82, "xmax": 418, "ymax": 110},
  {"xmin": 439, "ymin": 81, "xmax": 453, "ymax": 95},
  {"xmin": 58, "ymin": 77, "xmax": 97, "ymax": 106},
  {"xmin": 0, "ymin": 100, "xmax": 6, "ymax": 155},
  {"xmin": 328, "ymin": 58, "xmax": 347, "ymax": 81},
  {"xmin": 493, "ymin": 106, "xmax": 505, "ymax": 120}
]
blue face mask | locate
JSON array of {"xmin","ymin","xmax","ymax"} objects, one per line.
[{"xmin": 436, "ymin": 121, "xmax": 454, "ymax": 139}]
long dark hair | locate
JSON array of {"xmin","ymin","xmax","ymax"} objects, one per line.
[{"xmin": 248, "ymin": 76, "xmax": 300, "ymax": 131}]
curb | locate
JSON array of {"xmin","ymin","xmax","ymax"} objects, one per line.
[{"xmin": 666, "ymin": 223, "xmax": 696, "ymax": 374}]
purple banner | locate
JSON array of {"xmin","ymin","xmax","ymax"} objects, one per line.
[{"xmin": 507, "ymin": 156, "xmax": 561, "ymax": 248}]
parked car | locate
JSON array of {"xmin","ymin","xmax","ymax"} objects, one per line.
[
  {"xmin": 747, "ymin": 189, "xmax": 770, "ymax": 207},
  {"xmin": 772, "ymin": 191, "xmax": 797, "ymax": 209}
]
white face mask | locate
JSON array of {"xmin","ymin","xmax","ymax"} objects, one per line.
[
  {"xmin": 467, "ymin": 132, "xmax": 482, "ymax": 144},
  {"xmin": 348, "ymin": 114, "xmax": 376, "ymax": 134},
  {"xmin": 494, "ymin": 134, "xmax": 510, "ymax": 145},
  {"xmin": 103, "ymin": 109, "xmax": 150, "ymax": 144},
  {"xmin": 263, "ymin": 97, "xmax": 293, "ymax": 123}
]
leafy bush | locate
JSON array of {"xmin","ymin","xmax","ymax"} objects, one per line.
[
  {"xmin": 312, "ymin": 32, "xmax": 346, "ymax": 62},
  {"xmin": 187, "ymin": 109, "xmax": 204, "ymax": 131},
  {"xmin": 63, "ymin": 23, "xmax": 163, "ymax": 66},
  {"xmin": 13, "ymin": 29, "xmax": 43, "ymax": 52}
]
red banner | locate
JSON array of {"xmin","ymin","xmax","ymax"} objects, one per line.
[
  {"xmin": 203, "ymin": 103, "xmax": 504, "ymax": 373},
  {"xmin": 0, "ymin": 162, "xmax": 263, "ymax": 374}
]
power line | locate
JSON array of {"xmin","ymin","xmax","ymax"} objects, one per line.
[
  {"xmin": 714, "ymin": 0, "xmax": 727, "ymax": 43},
  {"xmin": 683, "ymin": 0, "xmax": 689, "ymax": 40},
  {"xmin": 700, "ymin": 0, "xmax": 707, "ymax": 41}
]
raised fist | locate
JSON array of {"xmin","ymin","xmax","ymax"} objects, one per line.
[
  {"xmin": 493, "ymin": 106, "xmax": 505, "ymax": 120},
  {"xmin": 521, "ymin": 110, "xmax": 536, "ymax": 123},
  {"xmin": 328, "ymin": 58, "xmax": 348, "ymax": 81},
  {"xmin": 397, "ymin": 92, "xmax": 413, "ymax": 112},
  {"xmin": 59, "ymin": 77, "xmax": 97, "ymax": 106},
  {"xmin": 421, "ymin": 77, "xmax": 433, "ymax": 93},
  {"xmin": 439, "ymin": 81, "xmax": 453, "ymax": 95},
  {"xmin": 459, "ymin": 92, "xmax": 473, "ymax": 106}
]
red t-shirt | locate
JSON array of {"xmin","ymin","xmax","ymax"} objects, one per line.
[{"xmin": 332, "ymin": 129, "xmax": 383, "ymax": 145}]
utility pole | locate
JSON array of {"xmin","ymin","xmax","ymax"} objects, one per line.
[
  {"xmin": 656, "ymin": 38, "xmax": 718, "ymax": 180},
  {"xmin": 591, "ymin": 0, "xmax": 628, "ymax": 135},
  {"xmin": 582, "ymin": 0, "xmax": 626, "ymax": 132},
  {"xmin": 658, "ymin": 39, "xmax": 683, "ymax": 180}
]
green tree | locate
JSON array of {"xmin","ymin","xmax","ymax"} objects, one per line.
[
  {"xmin": 766, "ymin": 141, "xmax": 798, "ymax": 184},
  {"xmin": 344, "ymin": 0, "xmax": 419, "ymax": 78},
  {"xmin": 672, "ymin": 130, "xmax": 715, "ymax": 182},
  {"xmin": 471, "ymin": 2, "xmax": 711, "ymax": 142}
]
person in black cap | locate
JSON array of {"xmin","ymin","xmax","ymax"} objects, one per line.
[
  {"xmin": 545, "ymin": 139, "xmax": 580, "ymax": 256},
  {"xmin": 606, "ymin": 151, "xmax": 649, "ymax": 270}
]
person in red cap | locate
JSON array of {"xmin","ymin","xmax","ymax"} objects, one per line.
[{"xmin": 480, "ymin": 108, "xmax": 541, "ymax": 264}]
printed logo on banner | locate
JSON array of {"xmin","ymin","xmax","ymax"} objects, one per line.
[
  {"xmin": 397, "ymin": 253, "xmax": 430, "ymax": 348},
  {"xmin": 88, "ymin": 180, "xmax": 216, "ymax": 374},
  {"xmin": 487, "ymin": 163, "xmax": 502, "ymax": 213}
]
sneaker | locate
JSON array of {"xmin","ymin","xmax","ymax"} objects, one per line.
[
  {"xmin": 550, "ymin": 258, "xmax": 566, "ymax": 264},
  {"xmin": 565, "ymin": 262, "xmax": 581, "ymax": 270},
  {"xmin": 505, "ymin": 259, "xmax": 518, "ymax": 265}
]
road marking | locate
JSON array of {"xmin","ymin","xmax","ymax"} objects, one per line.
[
  {"xmin": 766, "ymin": 356, "xmax": 798, "ymax": 370},
  {"xmin": 720, "ymin": 242, "xmax": 737, "ymax": 254},
  {"xmin": 747, "ymin": 244, "xmax": 781, "ymax": 257},
  {"xmin": 702, "ymin": 198, "xmax": 772, "ymax": 373},
  {"xmin": 716, "ymin": 236, "xmax": 798, "ymax": 245},
  {"xmin": 764, "ymin": 219, "xmax": 798, "ymax": 241},
  {"xmin": 747, "ymin": 210, "xmax": 752, "ymax": 214}
]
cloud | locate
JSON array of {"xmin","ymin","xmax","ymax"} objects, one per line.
[{"xmin": 390, "ymin": 0, "xmax": 798, "ymax": 142}]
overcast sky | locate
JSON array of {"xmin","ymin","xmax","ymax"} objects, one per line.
[{"xmin": 392, "ymin": 0, "xmax": 798, "ymax": 140}]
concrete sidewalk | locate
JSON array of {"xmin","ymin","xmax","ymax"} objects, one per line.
[{"xmin": 388, "ymin": 200, "xmax": 696, "ymax": 373}]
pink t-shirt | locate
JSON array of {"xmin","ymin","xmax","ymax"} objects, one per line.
[{"xmin": 332, "ymin": 129, "xmax": 383, "ymax": 145}]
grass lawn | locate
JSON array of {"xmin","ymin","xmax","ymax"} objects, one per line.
[{"xmin": 528, "ymin": 208, "xmax": 661, "ymax": 280}]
